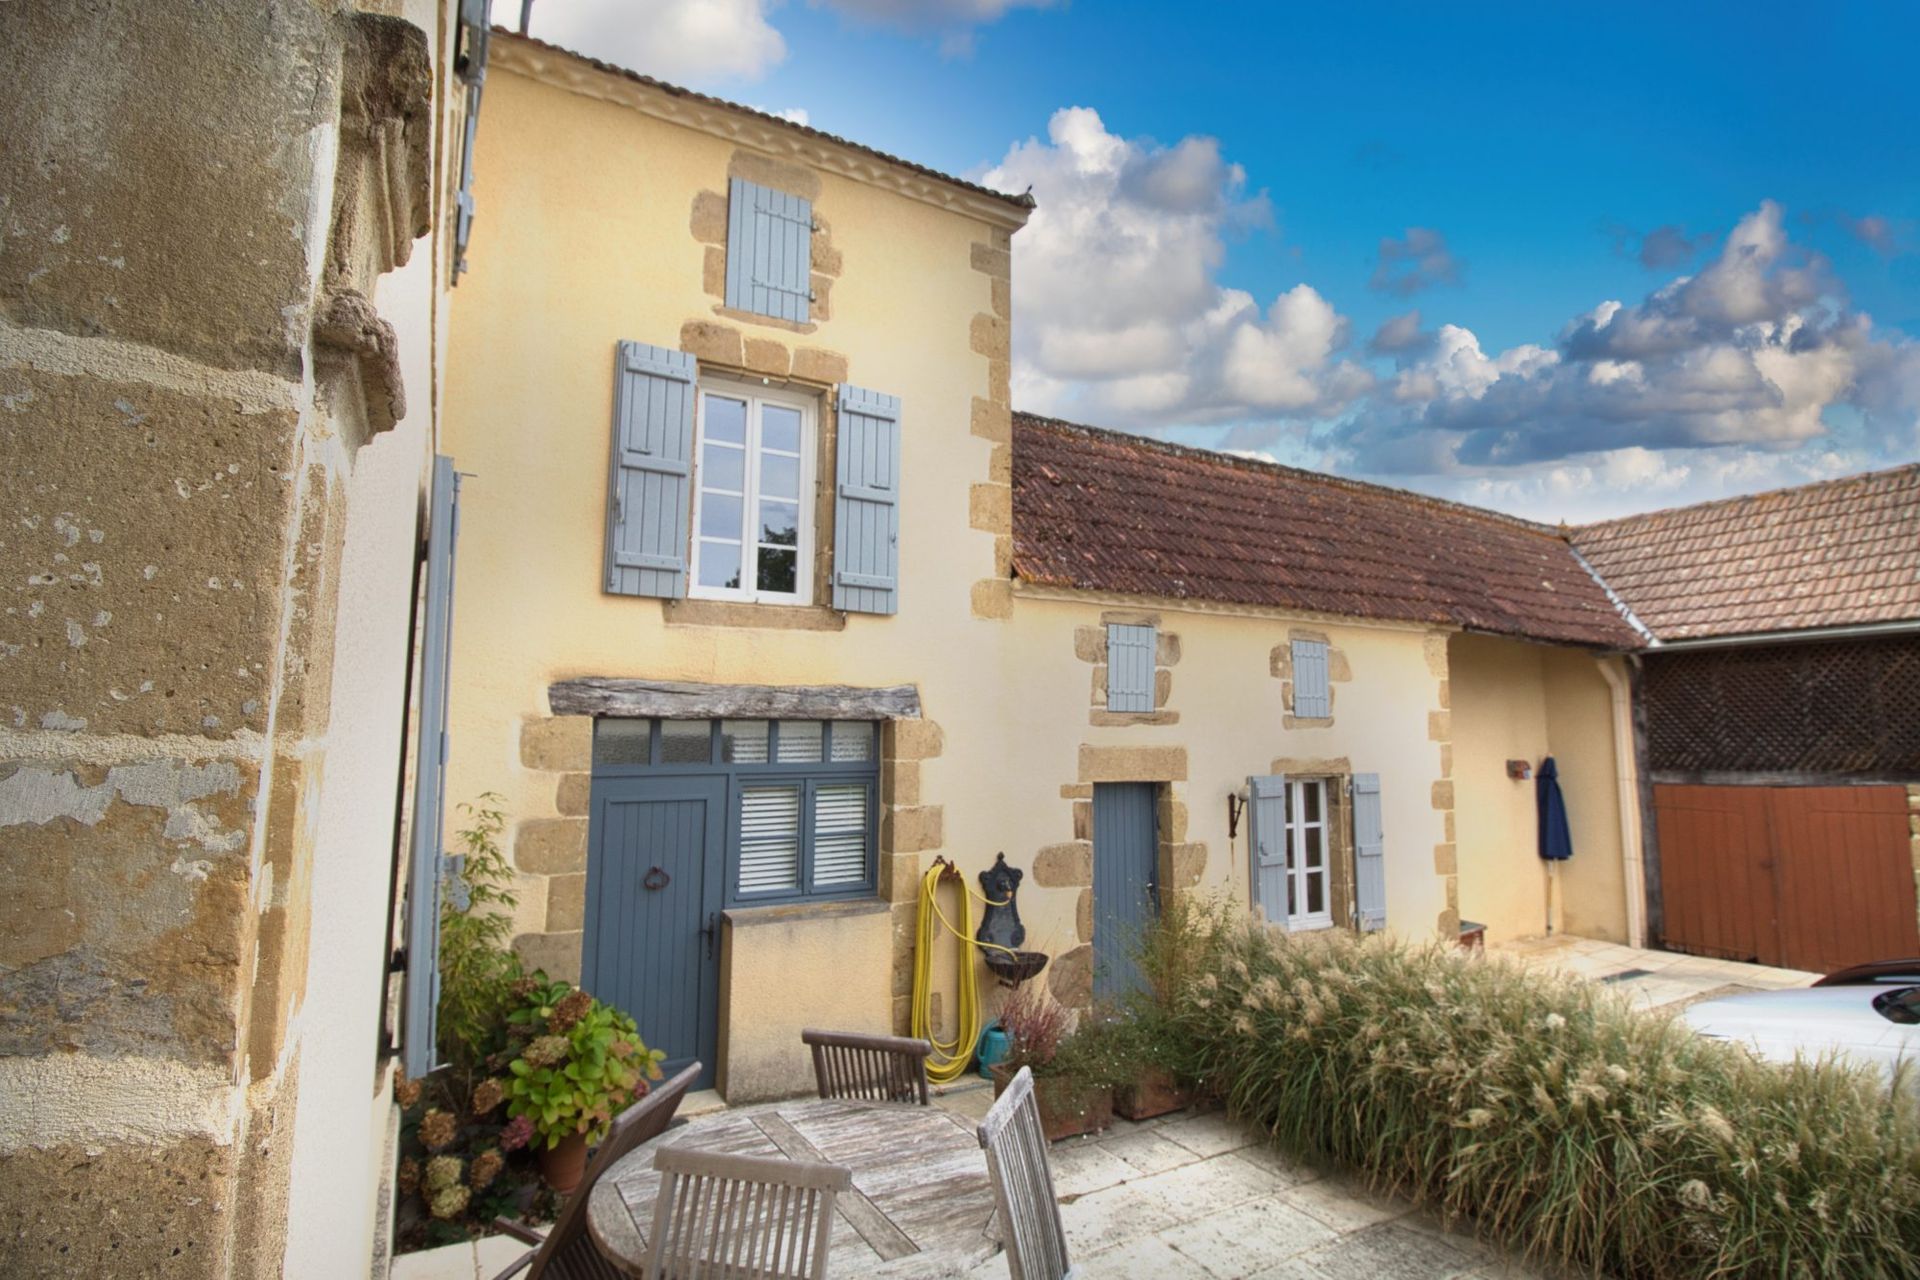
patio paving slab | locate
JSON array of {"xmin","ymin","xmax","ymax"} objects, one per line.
[
  {"xmin": 1493, "ymin": 934, "xmax": 1816, "ymax": 1009},
  {"xmin": 1300, "ymin": 1220, "xmax": 1484, "ymax": 1280},
  {"xmin": 390, "ymin": 1234, "xmax": 528, "ymax": 1280},
  {"xmin": 938, "ymin": 1086, "xmax": 1554, "ymax": 1280},
  {"xmin": 1157, "ymin": 1195, "xmax": 1339, "ymax": 1276}
]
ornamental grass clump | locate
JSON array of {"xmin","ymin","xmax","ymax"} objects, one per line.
[{"xmin": 1154, "ymin": 895, "xmax": 1920, "ymax": 1279}]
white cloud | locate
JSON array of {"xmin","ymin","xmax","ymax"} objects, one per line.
[
  {"xmin": 1434, "ymin": 445, "xmax": 1868, "ymax": 523},
  {"xmin": 531, "ymin": 0, "xmax": 788, "ymax": 82},
  {"xmin": 751, "ymin": 104, "xmax": 811, "ymax": 125},
  {"xmin": 984, "ymin": 108, "xmax": 1369, "ymax": 426},
  {"xmin": 1344, "ymin": 201, "xmax": 1920, "ymax": 477},
  {"xmin": 818, "ymin": 0, "xmax": 1054, "ymax": 51}
]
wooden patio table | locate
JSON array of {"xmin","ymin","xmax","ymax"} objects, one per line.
[{"xmin": 587, "ymin": 1096, "xmax": 1001, "ymax": 1278}]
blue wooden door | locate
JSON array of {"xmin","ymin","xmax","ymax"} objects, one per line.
[
  {"xmin": 584, "ymin": 776, "xmax": 724, "ymax": 1088},
  {"xmin": 1092, "ymin": 783, "xmax": 1159, "ymax": 1002}
]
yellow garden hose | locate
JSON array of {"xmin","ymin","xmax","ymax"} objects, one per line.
[{"xmin": 910, "ymin": 860, "xmax": 1020, "ymax": 1085}]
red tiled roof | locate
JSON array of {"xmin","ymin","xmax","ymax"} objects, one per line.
[
  {"xmin": 491, "ymin": 31, "xmax": 1035, "ymax": 216},
  {"xmin": 1572, "ymin": 464, "xmax": 1920, "ymax": 641},
  {"xmin": 1010, "ymin": 414, "xmax": 1644, "ymax": 649}
]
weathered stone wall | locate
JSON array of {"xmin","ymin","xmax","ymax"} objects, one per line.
[{"xmin": 0, "ymin": 3, "xmax": 446, "ymax": 1275}]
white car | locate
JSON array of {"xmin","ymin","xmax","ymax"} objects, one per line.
[{"xmin": 1683, "ymin": 962, "xmax": 1920, "ymax": 1085}]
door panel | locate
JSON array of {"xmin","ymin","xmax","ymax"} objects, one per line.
[
  {"xmin": 1770, "ymin": 787, "xmax": 1918, "ymax": 974},
  {"xmin": 584, "ymin": 776, "xmax": 724, "ymax": 1087},
  {"xmin": 1092, "ymin": 783, "xmax": 1159, "ymax": 1002},
  {"xmin": 1653, "ymin": 783, "xmax": 1916, "ymax": 974}
]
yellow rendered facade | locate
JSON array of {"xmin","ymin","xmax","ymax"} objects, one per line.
[{"xmin": 444, "ymin": 36, "xmax": 1640, "ymax": 1101}]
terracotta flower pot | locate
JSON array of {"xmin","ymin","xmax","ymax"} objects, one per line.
[
  {"xmin": 990, "ymin": 1062, "xmax": 1113, "ymax": 1142},
  {"xmin": 537, "ymin": 1131, "xmax": 590, "ymax": 1194},
  {"xmin": 1114, "ymin": 1066, "xmax": 1187, "ymax": 1121}
]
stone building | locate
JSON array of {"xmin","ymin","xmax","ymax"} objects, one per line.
[
  {"xmin": 0, "ymin": 1, "xmax": 475, "ymax": 1274},
  {"xmin": 438, "ymin": 31, "xmax": 1645, "ymax": 1107},
  {"xmin": 4, "ymin": 10, "xmax": 1914, "ymax": 1276}
]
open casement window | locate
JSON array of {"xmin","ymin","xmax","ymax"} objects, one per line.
[
  {"xmin": 605, "ymin": 339, "xmax": 901, "ymax": 616},
  {"xmin": 691, "ymin": 380, "xmax": 815, "ymax": 603},
  {"xmin": 1249, "ymin": 773, "xmax": 1386, "ymax": 934},
  {"xmin": 1283, "ymin": 778, "xmax": 1334, "ymax": 929},
  {"xmin": 401, "ymin": 456, "xmax": 461, "ymax": 1080},
  {"xmin": 1246, "ymin": 774, "xmax": 1332, "ymax": 930}
]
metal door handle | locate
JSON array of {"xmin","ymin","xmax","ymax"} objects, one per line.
[{"xmin": 643, "ymin": 866, "xmax": 670, "ymax": 891}]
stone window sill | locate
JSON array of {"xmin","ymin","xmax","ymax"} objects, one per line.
[
  {"xmin": 724, "ymin": 897, "xmax": 889, "ymax": 929},
  {"xmin": 1090, "ymin": 709, "xmax": 1180, "ymax": 727},
  {"xmin": 664, "ymin": 598, "xmax": 847, "ymax": 631}
]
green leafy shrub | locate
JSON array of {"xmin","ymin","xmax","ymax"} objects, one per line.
[
  {"xmin": 503, "ymin": 977, "xmax": 666, "ymax": 1149},
  {"xmin": 1050, "ymin": 1004, "xmax": 1144, "ymax": 1091},
  {"xmin": 437, "ymin": 793, "xmax": 524, "ymax": 1099},
  {"xmin": 1152, "ymin": 898, "xmax": 1920, "ymax": 1279}
]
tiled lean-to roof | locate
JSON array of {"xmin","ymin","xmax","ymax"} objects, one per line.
[
  {"xmin": 1572, "ymin": 463, "xmax": 1920, "ymax": 641},
  {"xmin": 1010, "ymin": 414, "xmax": 1645, "ymax": 649}
]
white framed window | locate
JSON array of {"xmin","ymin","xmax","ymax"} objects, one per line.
[
  {"xmin": 1285, "ymin": 778, "xmax": 1332, "ymax": 930},
  {"xmin": 691, "ymin": 379, "xmax": 815, "ymax": 603}
]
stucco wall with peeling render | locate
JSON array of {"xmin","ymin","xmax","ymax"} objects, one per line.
[{"xmin": 0, "ymin": 2, "xmax": 456, "ymax": 1275}]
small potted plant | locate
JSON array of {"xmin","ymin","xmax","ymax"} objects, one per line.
[
  {"xmin": 500, "ymin": 976, "xmax": 665, "ymax": 1193},
  {"xmin": 989, "ymin": 983, "xmax": 1118, "ymax": 1141}
]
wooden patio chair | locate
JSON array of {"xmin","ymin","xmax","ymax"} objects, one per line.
[
  {"xmin": 799, "ymin": 1028, "xmax": 932, "ymax": 1105},
  {"xmin": 644, "ymin": 1146, "xmax": 852, "ymax": 1280},
  {"xmin": 977, "ymin": 1066, "xmax": 1075, "ymax": 1280},
  {"xmin": 489, "ymin": 1061, "xmax": 702, "ymax": 1280}
]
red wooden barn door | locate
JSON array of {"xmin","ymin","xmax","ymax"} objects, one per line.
[{"xmin": 1654, "ymin": 783, "xmax": 1917, "ymax": 974}]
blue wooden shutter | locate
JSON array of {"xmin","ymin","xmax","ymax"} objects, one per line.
[
  {"xmin": 1106, "ymin": 623, "xmax": 1156, "ymax": 712},
  {"xmin": 1292, "ymin": 638, "xmax": 1330, "ymax": 717},
  {"xmin": 605, "ymin": 341, "xmax": 695, "ymax": 599},
  {"xmin": 832, "ymin": 384, "xmax": 901, "ymax": 614},
  {"xmin": 1353, "ymin": 773, "xmax": 1386, "ymax": 932},
  {"xmin": 403, "ymin": 455, "xmax": 461, "ymax": 1079},
  {"xmin": 1246, "ymin": 775, "xmax": 1290, "ymax": 931},
  {"xmin": 725, "ymin": 178, "xmax": 812, "ymax": 323}
]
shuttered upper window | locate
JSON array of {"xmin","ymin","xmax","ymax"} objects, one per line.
[
  {"xmin": 604, "ymin": 337, "xmax": 902, "ymax": 617},
  {"xmin": 692, "ymin": 380, "xmax": 814, "ymax": 603},
  {"xmin": 726, "ymin": 178, "xmax": 813, "ymax": 323},
  {"xmin": 591, "ymin": 718, "xmax": 878, "ymax": 905},
  {"xmin": 1106, "ymin": 623, "xmax": 1156, "ymax": 712},
  {"xmin": 1292, "ymin": 638, "xmax": 1331, "ymax": 718}
]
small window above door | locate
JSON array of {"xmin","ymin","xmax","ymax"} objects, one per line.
[{"xmin": 592, "ymin": 718, "xmax": 877, "ymax": 770}]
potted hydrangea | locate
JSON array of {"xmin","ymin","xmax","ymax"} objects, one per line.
[{"xmin": 500, "ymin": 977, "xmax": 665, "ymax": 1192}]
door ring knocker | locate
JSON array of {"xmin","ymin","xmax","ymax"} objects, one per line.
[{"xmin": 643, "ymin": 866, "xmax": 671, "ymax": 891}]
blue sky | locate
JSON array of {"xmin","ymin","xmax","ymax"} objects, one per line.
[{"xmin": 531, "ymin": 1, "xmax": 1920, "ymax": 520}]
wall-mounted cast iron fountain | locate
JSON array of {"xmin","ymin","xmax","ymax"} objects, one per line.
[{"xmin": 976, "ymin": 852, "xmax": 1049, "ymax": 986}]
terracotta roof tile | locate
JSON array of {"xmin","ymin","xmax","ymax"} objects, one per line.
[
  {"xmin": 1010, "ymin": 414, "xmax": 1643, "ymax": 648},
  {"xmin": 1572, "ymin": 464, "xmax": 1920, "ymax": 640}
]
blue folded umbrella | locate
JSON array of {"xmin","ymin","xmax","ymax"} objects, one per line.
[{"xmin": 1537, "ymin": 756, "xmax": 1573, "ymax": 862}]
